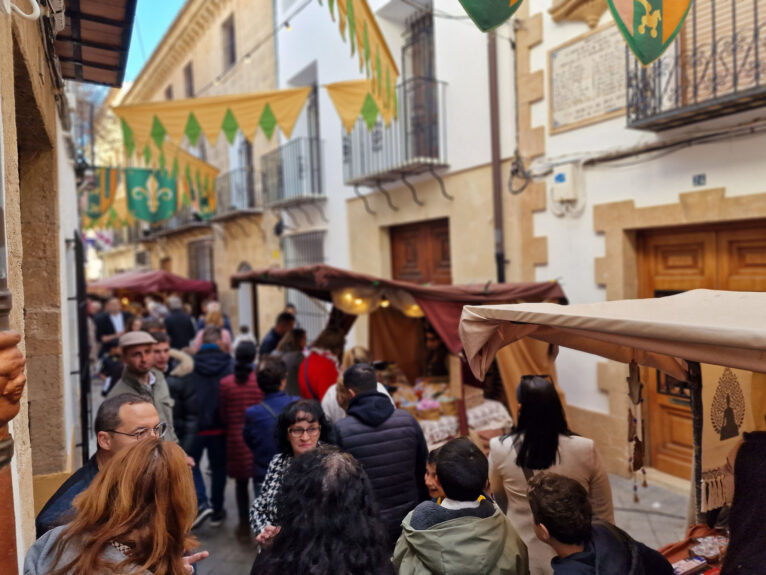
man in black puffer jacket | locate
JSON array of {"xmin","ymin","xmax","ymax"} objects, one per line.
[
  {"xmin": 189, "ymin": 326, "xmax": 233, "ymax": 526},
  {"xmin": 335, "ymin": 363, "xmax": 429, "ymax": 547}
]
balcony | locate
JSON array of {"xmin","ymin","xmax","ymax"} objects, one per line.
[
  {"xmin": 215, "ymin": 167, "xmax": 262, "ymax": 215},
  {"xmin": 261, "ymin": 138, "xmax": 325, "ymax": 208},
  {"xmin": 627, "ymin": 3, "xmax": 766, "ymax": 131},
  {"xmin": 343, "ymin": 77, "xmax": 448, "ymax": 186}
]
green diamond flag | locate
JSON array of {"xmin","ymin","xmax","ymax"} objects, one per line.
[
  {"xmin": 347, "ymin": 0, "xmax": 356, "ymax": 55},
  {"xmin": 221, "ymin": 108, "xmax": 240, "ymax": 145},
  {"xmin": 328, "ymin": 0, "xmax": 335, "ymax": 21},
  {"xmin": 150, "ymin": 115, "xmax": 167, "ymax": 149},
  {"xmin": 361, "ymin": 94, "xmax": 379, "ymax": 131},
  {"xmin": 259, "ymin": 104, "xmax": 278, "ymax": 140},
  {"xmin": 363, "ymin": 23, "xmax": 371, "ymax": 75},
  {"xmin": 121, "ymin": 118, "xmax": 135, "ymax": 157},
  {"xmin": 375, "ymin": 47, "xmax": 382, "ymax": 95},
  {"xmin": 184, "ymin": 112, "xmax": 203, "ymax": 146},
  {"xmin": 143, "ymin": 144, "xmax": 152, "ymax": 166},
  {"xmin": 458, "ymin": 0, "xmax": 524, "ymax": 32}
]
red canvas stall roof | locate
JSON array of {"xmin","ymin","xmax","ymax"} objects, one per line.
[
  {"xmin": 231, "ymin": 264, "xmax": 566, "ymax": 354},
  {"xmin": 88, "ymin": 269, "xmax": 214, "ymax": 295}
]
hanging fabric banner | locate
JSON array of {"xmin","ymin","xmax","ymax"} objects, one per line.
[
  {"xmin": 322, "ymin": 0, "xmax": 399, "ymax": 121},
  {"xmin": 83, "ymin": 167, "xmax": 119, "ymax": 220},
  {"xmin": 608, "ymin": 0, "xmax": 693, "ymax": 66},
  {"xmin": 458, "ymin": 0, "xmax": 524, "ymax": 32},
  {"xmin": 113, "ymin": 87, "xmax": 312, "ymax": 156},
  {"xmin": 185, "ymin": 165, "xmax": 217, "ymax": 220},
  {"xmin": 325, "ymin": 80, "xmax": 396, "ymax": 132},
  {"xmin": 125, "ymin": 168, "xmax": 179, "ymax": 224}
]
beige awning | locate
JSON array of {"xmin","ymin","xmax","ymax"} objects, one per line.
[{"xmin": 460, "ymin": 289, "xmax": 766, "ymax": 382}]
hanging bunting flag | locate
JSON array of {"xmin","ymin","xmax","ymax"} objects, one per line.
[
  {"xmin": 326, "ymin": 0, "xmax": 399, "ymax": 120},
  {"xmin": 185, "ymin": 165, "xmax": 217, "ymax": 220},
  {"xmin": 113, "ymin": 87, "xmax": 312, "ymax": 155},
  {"xmin": 608, "ymin": 0, "xmax": 692, "ymax": 66},
  {"xmin": 458, "ymin": 0, "xmax": 524, "ymax": 32},
  {"xmin": 325, "ymin": 80, "xmax": 396, "ymax": 132},
  {"xmin": 125, "ymin": 168, "xmax": 179, "ymax": 224},
  {"xmin": 83, "ymin": 167, "xmax": 119, "ymax": 220}
]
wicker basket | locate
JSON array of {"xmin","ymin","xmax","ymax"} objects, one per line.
[
  {"xmin": 418, "ymin": 407, "xmax": 441, "ymax": 421},
  {"xmin": 402, "ymin": 404, "xmax": 419, "ymax": 419},
  {"xmin": 439, "ymin": 399, "xmax": 459, "ymax": 416}
]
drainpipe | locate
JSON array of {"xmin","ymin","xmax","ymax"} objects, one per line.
[{"xmin": 488, "ymin": 31, "xmax": 506, "ymax": 283}]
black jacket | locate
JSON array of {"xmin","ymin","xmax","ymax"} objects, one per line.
[
  {"xmin": 36, "ymin": 456, "xmax": 100, "ymax": 538},
  {"xmin": 191, "ymin": 344, "xmax": 233, "ymax": 432},
  {"xmin": 94, "ymin": 311, "xmax": 132, "ymax": 356},
  {"xmin": 164, "ymin": 351, "xmax": 197, "ymax": 453},
  {"xmin": 551, "ymin": 522, "xmax": 673, "ymax": 575},
  {"xmin": 164, "ymin": 309, "xmax": 197, "ymax": 350},
  {"xmin": 335, "ymin": 392, "xmax": 429, "ymax": 543}
]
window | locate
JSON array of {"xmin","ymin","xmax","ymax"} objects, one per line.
[
  {"xmin": 165, "ymin": 85, "xmax": 173, "ymax": 100},
  {"xmin": 184, "ymin": 63, "xmax": 194, "ymax": 98},
  {"xmin": 222, "ymin": 15, "xmax": 236, "ymax": 72},
  {"xmin": 188, "ymin": 239, "xmax": 214, "ymax": 282},
  {"xmin": 283, "ymin": 231, "xmax": 327, "ymax": 341}
]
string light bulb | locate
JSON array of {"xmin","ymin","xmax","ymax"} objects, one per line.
[{"xmin": 284, "ymin": 20, "xmax": 292, "ymax": 31}]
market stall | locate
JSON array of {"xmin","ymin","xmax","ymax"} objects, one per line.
[
  {"xmin": 459, "ymin": 289, "xmax": 766, "ymax": 573},
  {"xmin": 88, "ymin": 269, "xmax": 215, "ymax": 296},
  {"xmin": 231, "ymin": 264, "xmax": 567, "ymax": 447}
]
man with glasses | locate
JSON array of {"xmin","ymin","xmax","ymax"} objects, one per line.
[
  {"xmin": 35, "ymin": 394, "xmax": 163, "ymax": 537},
  {"xmin": 108, "ymin": 331, "xmax": 178, "ymax": 443}
]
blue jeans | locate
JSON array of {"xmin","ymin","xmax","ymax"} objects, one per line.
[{"xmin": 189, "ymin": 435, "xmax": 227, "ymax": 514}]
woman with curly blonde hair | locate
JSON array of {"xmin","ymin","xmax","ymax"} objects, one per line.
[{"xmin": 24, "ymin": 439, "xmax": 204, "ymax": 575}]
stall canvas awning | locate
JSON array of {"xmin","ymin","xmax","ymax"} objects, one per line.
[
  {"xmin": 232, "ymin": 264, "xmax": 566, "ymax": 354},
  {"xmin": 88, "ymin": 269, "xmax": 215, "ymax": 295},
  {"xmin": 113, "ymin": 87, "xmax": 312, "ymax": 156},
  {"xmin": 460, "ymin": 289, "xmax": 766, "ymax": 382}
]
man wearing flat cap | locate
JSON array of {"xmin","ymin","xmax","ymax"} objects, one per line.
[{"xmin": 108, "ymin": 331, "xmax": 178, "ymax": 443}]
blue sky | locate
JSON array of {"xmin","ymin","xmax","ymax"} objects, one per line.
[{"xmin": 124, "ymin": 0, "xmax": 187, "ymax": 83}]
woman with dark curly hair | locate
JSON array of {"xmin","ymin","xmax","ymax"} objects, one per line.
[
  {"xmin": 248, "ymin": 398, "xmax": 332, "ymax": 547},
  {"xmin": 251, "ymin": 445, "xmax": 393, "ymax": 575}
]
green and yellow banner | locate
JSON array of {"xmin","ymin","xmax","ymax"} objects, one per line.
[
  {"xmin": 113, "ymin": 87, "xmax": 312, "ymax": 157},
  {"xmin": 84, "ymin": 167, "xmax": 119, "ymax": 220},
  {"xmin": 325, "ymin": 80, "xmax": 396, "ymax": 132},
  {"xmin": 608, "ymin": 0, "xmax": 693, "ymax": 66},
  {"xmin": 321, "ymin": 0, "xmax": 399, "ymax": 122},
  {"xmin": 458, "ymin": 0, "xmax": 524, "ymax": 32}
]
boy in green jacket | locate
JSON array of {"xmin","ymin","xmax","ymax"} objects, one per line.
[{"xmin": 394, "ymin": 437, "xmax": 529, "ymax": 575}]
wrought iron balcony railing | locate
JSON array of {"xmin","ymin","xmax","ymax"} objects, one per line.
[
  {"xmin": 628, "ymin": 1, "xmax": 766, "ymax": 131},
  {"xmin": 343, "ymin": 77, "xmax": 448, "ymax": 186},
  {"xmin": 216, "ymin": 166, "xmax": 262, "ymax": 213},
  {"xmin": 261, "ymin": 138, "xmax": 325, "ymax": 208}
]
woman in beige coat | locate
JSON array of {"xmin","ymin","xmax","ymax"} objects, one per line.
[{"xmin": 489, "ymin": 375, "xmax": 613, "ymax": 575}]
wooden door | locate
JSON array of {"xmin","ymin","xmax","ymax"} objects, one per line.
[
  {"xmin": 638, "ymin": 223, "xmax": 766, "ymax": 479},
  {"xmin": 391, "ymin": 218, "xmax": 451, "ymax": 285}
]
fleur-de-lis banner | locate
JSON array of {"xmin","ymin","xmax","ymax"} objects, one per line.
[
  {"xmin": 84, "ymin": 167, "xmax": 119, "ymax": 220},
  {"xmin": 458, "ymin": 0, "xmax": 524, "ymax": 32},
  {"xmin": 608, "ymin": 0, "xmax": 693, "ymax": 66},
  {"xmin": 125, "ymin": 168, "xmax": 178, "ymax": 224}
]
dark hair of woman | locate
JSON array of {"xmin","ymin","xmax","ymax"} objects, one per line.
[
  {"xmin": 502, "ymin": 375, "xmax": 573, "ymax": 470},
  {"xmin": 233, "ymin": 340, "xmax": 256, "ymax": 384},
  {"xmin": 311, "ymin": 326, "xmax": 346, "ymax": 356},
  {"xmin": 275, "ymin": 399, "xmax": 333, "ymax": 455},
  {"xmin": 251, "ymin": 446, "xmax": 393, "ymax": 575},
  {"xmin": 276, "ymin": 328, "xmax": 306, "ymax": 353}
]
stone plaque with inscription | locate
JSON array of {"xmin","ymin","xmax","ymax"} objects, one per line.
[{"xmin": 549, "ymin": 24, "xmax": 626, "ymax": 134}]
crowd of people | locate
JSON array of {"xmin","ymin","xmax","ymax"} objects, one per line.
[{"xmin": 25, "ymin": 294, "xmax": 761, "ymax": 574}]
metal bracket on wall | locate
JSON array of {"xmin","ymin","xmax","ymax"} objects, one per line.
[
  {"xmin": 354, "ymin": 186, "xmax": 377, "ymax": 215},
  {"xmin": 401, "ymin": 174, "xmax": 425, "ymax": 206},
  {"xmin": 312, "ymin": 202, "xmax": 329, "ymax": 224},
  {"xmin": 376, "ymin": 181, "xmax": 399, "ymax": 211},
  {"xmin": 429, "ymin": 166, "xmax": 453, "ymax": 201}
]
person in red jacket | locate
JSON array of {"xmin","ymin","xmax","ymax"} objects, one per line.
[
  {"xmin": 219, "ymin": 340, "xmax": 263, "ymax": 541},
  {"xmin": 298, "ymin": 326, "xmax": 345, "ymax": 402}
]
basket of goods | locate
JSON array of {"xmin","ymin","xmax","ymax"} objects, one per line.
[
  {"xmin": 400, "ymin": 401, "xmax": 419, "ymax": 419},
  {"xmin": 464, "ymin": 385, "xmax": 484, "ymax": 410},
  {"xmin": 671, "ymin": 557, "xmax": 708, "ymax": 575},
  {"xmin": 417, "ymin": 398, "xmax": 441, "ymax": 421},
  {"xmin": 438, "ymin": 394, "xmax": 458, "ymax": 416}
]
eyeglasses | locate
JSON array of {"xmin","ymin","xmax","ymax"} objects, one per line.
[
  {"xmin": 107, "ymin": 422, "xmax": 168, "ymax": 440},
  {"xmin": 287, "ymin": 425, "xmax": 321, "ymax": 438}
]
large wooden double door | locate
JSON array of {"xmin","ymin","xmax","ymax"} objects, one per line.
[
  {"xmin": 638, "ymin": 223, "xmax": 766, "ymax": 478},
  {"xmin": 390, "ymin": 218, "xmax": 452, "ymax": 285}
]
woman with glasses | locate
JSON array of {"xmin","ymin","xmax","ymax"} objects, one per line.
[
  {"xmin": 488, "ymin": 375, "xmax": 614, "ymax": 575},
  {"xmin": 25, "ymin": 439, "xmax": 204, "ymax": 575},
  {"xmin": 248, "ymin": 399, "xmax": 332, "ymax": 547}
]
